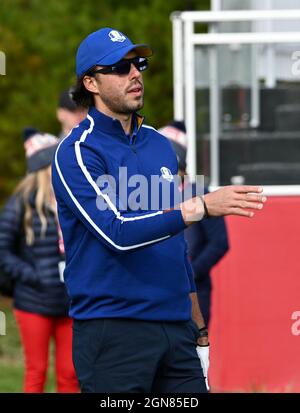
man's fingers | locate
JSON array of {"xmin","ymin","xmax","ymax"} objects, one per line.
[
  {"xmin": 230, "ymin": 208, "xmax": 254, "ymax": 218},
  {"xmin": 205, "ymin": 185, "xmax": 266, "ymax": 218},
  {"xmin": 236, "ymin": 201, "xmax": 265, "ymax": 210},
  {"xmin": 233, "ymin": 185, "xmax": 264, "ymax": 194},
  {"xmin": 236, "ymin": 193, "xmax": 267, "ymax": 203}
]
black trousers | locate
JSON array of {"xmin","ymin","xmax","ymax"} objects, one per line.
[{"xmin": 72, "ymin": 318, "xmax": 207, "ymax": 393}]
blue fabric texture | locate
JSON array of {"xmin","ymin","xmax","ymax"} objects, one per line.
[{"xmin": 52, "ymin": 107, "xmax": 196, "ymax": 321}]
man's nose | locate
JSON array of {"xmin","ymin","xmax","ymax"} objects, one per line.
[{"xmin": 129, "ymin": 63, "xmax": 141, "ymax": 79}]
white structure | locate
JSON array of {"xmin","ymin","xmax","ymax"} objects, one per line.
[{"xmin": 171, "ymin": 6, "xmax": 300, "ymax": 194}]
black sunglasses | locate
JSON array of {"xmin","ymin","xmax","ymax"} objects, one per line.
[{"xmin": 89, "ymin": 57, "xmax": 148, "ymax": 76}]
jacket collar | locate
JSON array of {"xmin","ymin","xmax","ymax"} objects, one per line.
[{"xmin": 88, "ymin": 106, "xmax": 144, "ymax": 141}]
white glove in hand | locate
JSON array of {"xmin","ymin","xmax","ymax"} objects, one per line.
[{"xmin": 196, "ymin": 345, "xmax": 210, "ymax": 391}]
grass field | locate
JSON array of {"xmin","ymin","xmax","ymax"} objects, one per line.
[{"xmin": 0, "ymin": 296, "xmax": 55, "ymax": 393}]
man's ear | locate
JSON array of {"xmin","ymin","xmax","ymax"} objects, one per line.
[{"xmin": 83, "ymin": 76, "xmax": 99, "ymax": 94}]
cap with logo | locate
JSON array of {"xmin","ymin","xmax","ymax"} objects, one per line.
[
  {"xmin": 23, "ymin": 127, "xmax": 59, "ymax": 173},
  {"xmin": 76, "ymin": 27, "xmax": 153, "ymax": 78}
]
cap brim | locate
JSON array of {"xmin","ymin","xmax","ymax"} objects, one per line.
[{"xmin": 97, "ymin": 44, "xmax": 153, "ymax": 66}]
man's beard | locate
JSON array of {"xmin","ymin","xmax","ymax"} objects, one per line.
[{"xmin": 100, "ymin": 92, "xmax": 144, "ymax": 115}]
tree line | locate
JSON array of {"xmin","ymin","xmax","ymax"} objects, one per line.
[{"xmin": 0, "ymin": 0, "xmax": 209, "ymax": 201}]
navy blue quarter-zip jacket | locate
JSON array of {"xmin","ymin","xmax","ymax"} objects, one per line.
[{"xmin": 52, "ymin": 107, "xmax": 196, "ymax": 321}]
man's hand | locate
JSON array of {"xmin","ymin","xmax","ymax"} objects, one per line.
[
  {"xmin": 180, "ymin": 185, "xmax": 266, "ymax": 225},
  {"xmin": 204, "ymin": 185, "xmax": 266, "ymax": 218}
]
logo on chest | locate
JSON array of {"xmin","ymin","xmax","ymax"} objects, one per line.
[{"xmin": 160, "ymin": 166, "xmax": 174, "ymax": 182}]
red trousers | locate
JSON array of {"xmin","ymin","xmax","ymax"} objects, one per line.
[{"xmin": 15, "ymin": 309, "xmax": 79, "ymax": 393}]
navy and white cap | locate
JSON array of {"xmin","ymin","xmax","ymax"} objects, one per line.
[
  {"xmin": 23, "ymin": 127, "xmax": 59, "ymax": 173},
  {"xmin": 76, "ymin": 27, "xmax": 153, "ymax": 77}
]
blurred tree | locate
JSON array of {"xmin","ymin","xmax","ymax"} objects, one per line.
[{"xmin": 0, "ymin": 0, "xmax": 209, "ymax": 202}]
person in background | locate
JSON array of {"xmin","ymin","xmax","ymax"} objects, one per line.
[
  {"xmin": 0, "ymin": 128, "xmax": 78, "ymax": 393},
  {"xmin": 56, "ymin": 87, "xmax": 87, "ymax": 140},
  {"xmin": 160, "ymin": 121, "xmax": 229, "ymax": 326}
]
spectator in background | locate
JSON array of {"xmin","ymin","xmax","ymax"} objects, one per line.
[
  {"xmin": 56, "ymin": 88, "xmax": 87, "ymax": 140},
  {"xmin": 0, "ymin": 128, "xmax": 78, "ymax": 393},
  {"xmin": 159, "ymin": 121, "xmax": 229, "ymax": 326}
]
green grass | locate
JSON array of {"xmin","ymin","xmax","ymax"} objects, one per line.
[{"xmin": 0, "ymin": 296, "xmax": 55, "ymax": 393}]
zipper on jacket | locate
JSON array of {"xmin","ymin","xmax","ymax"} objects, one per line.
[
  {"xmin": 130, "ymin": 133, "xmax": 137, "ymax": 153},
  {"xmin": 132, "ymin": 143, "xmax": 137, "ymax": 154}
]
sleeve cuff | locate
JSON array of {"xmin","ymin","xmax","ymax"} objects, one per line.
[{"xmin": 161, "ymin": 208, "xmax": 187, "ymax": 236}]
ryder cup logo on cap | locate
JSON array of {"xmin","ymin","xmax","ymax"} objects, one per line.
[
  {"xmin": 76, "ymin": 27, "xmax": 153, "ymax": 77},
  {"xmin": 109, "ymin": 30, "xmax": 126, "ymax": 43}
]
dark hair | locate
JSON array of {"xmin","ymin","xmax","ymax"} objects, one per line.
[
  {"xmin": 72, "ymin": 70, "xmax": 96, "ymax": 108},
  {"xmin": 59, "ymin": 87, "xmax": 80, "ymax": 111}
]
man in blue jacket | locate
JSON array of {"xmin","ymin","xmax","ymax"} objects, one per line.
[
  {"xmin": 52, "ymin": 27, "xmax": 266, "ymax": 393},
  {"xmin": 160, "ymin": 121, "xmax": 229, "ymax": 327}
]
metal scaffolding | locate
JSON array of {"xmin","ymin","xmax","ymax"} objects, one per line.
[{"xmin": 171, "ymin": 9, "xmax": 300, "ymax": 195}]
